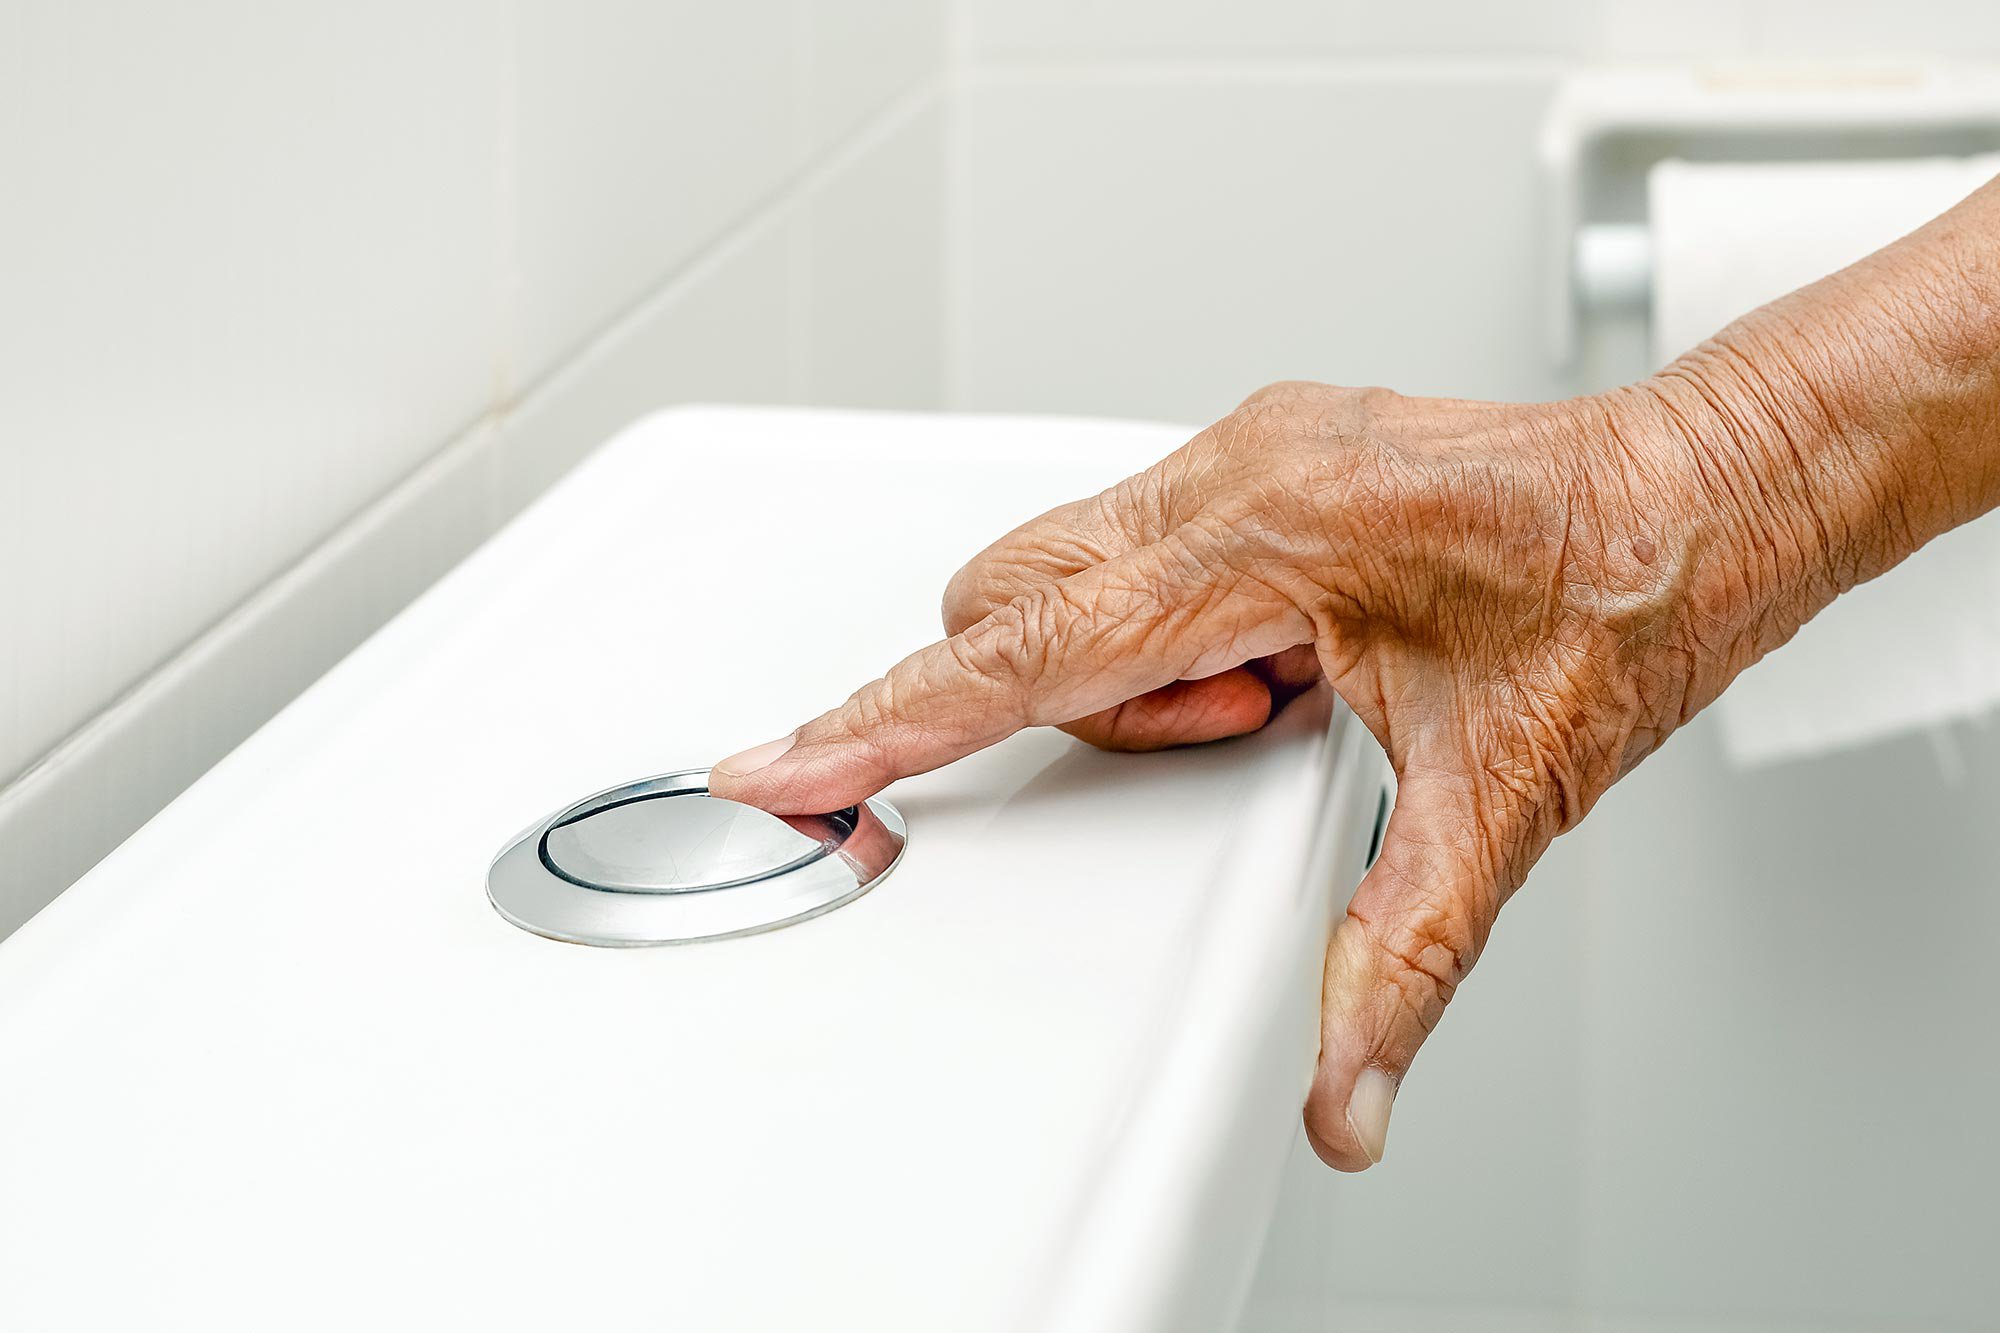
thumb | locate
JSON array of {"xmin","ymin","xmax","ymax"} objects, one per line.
[{"xmin": 1303, "ymin": 766, "xmax": 1511, "ymax": 1171}]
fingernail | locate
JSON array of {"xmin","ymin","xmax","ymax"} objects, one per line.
[
  {"xmin": 1346, "ymin": 1067, "xmax": 1397, "ymax": 1164},
  {"xmin": 714, "ymin": 733, "xmax": 797, "ymax": 778}
]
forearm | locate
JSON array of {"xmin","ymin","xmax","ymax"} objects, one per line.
[{"xmin": 1634, "ymin": 174, "xmax": 2000, "ymax": 669}]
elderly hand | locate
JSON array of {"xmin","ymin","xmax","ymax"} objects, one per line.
[
  {"xmin": 708, "ymin": 376, "xmax": 1787, "ymax": 1169},
  {"xmin": 709, "ymin": 179, "xmax": 2000, "ymax": 1171}
]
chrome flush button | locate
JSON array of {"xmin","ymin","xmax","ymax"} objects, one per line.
[{"xmin": 487, "ymin": 769, "xmax": 905, "ymax": 946}]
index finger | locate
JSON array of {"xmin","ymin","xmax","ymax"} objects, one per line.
[{"xmin": 707, "ymin": 528, "xmax": 1306, "ymax": 814}]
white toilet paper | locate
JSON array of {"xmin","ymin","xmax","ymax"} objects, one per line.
[{"xmin": 1649, "ymin": 154, "xmax": 2000, "ymax": 766}]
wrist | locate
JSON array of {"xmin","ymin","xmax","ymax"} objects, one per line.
[
  {"xmin": 1593, "ymin": 359, "xmax": 1856, "ymax": 685},
  {"xmin": 1618, "ymin": 240, "xmax": 1996, "ymax": 672}
]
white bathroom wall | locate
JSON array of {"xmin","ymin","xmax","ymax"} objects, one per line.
[
  {"xmin": 937, "ymin": 3, "xmax": 2000, "ymax": 1332},
  {"xmin": 0, "ymin": 0, "xmax": 946, "ymax": 937},
  {"xmin": 947, "ymin": 0, "xmax": 2000, "ymax": 424},
  {"xmin": 953, "ymin": 69, "xmax": 1564, "ymax": 422},
  {"xmin": 0, "ymin": 0, "xmax": 506, "ymax": 812}
]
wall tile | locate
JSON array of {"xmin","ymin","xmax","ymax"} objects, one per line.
[
  {"xmin": 799, "ymin": 102, "xmax": 947, "ymax": 409},
  {"xmin": 955, "ymin": 73, "xmax": 1568, "ymax": 425},
  {"xmin": 1597, "ymin": 0, "xmax": 1751, "ymax": 59},
  {"xmin": 509, "ymin": 0, "xmax": 802, "ymax": 386},
  {"xmin": 495, "ymin": 216, "xmax": 797, "ymax": 518},
  {"xmin": 1598, "ymin": 0, "xmax": 2000, "ymax": 60},
  {"xmin": 1750, "ymin": 0, "xmax": 2000, "ymax": 57},
  {"xmin": 967, "ymin": 0, "xmax": 1593, "ymax": 59},
  {"xmin": 0, "ymin": 420, "xmax": 498, "ymax": 940},
  {"xmin": 0, "ymin": 0, "xmax": 503, "ymax": 785},
  {"xmin": 500, "ymin": 92, "xmax": 947, "ymax": 513},
  {"xmin": 801, "ymin": 0, "xmax": 945, "ymax": 156}
]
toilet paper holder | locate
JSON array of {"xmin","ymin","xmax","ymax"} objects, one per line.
[{"xmin": 1541, "ymin": 65, "xmax": 2000, "ymax": 365}]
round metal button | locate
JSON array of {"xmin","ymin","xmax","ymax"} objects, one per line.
[
  {"xmin": 487, "ymin": 769, "xmax": 905, "ymax": 947},
  {"xmin": 543, "ymin": 791, "xmax": 840, "ymax": 893}
]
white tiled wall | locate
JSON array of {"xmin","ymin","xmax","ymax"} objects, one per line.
[
  {"xmin": 0, "ymin": 1, "xmax": 945, "ymax": 936},
  {"xmin": 800, "ymin": 106, "xmax": 948, "ymax": 406},
  {"xmin": 507, "ymin": 0, "xmax": 946, "ymax": 394},
  {"xmin": 949, "ymin": 0, "xmax": 2000, "ymax": 424},
  {"xmin": 495, "ymin": 98, "xmax": 947, "ymax": 512},
  {"xmin": 955, "ymin": 70, "xmax": 1566, "ymax": 425},
  {"xmin": 940, "ymin": 3, "xmax": 2000, "ymax": 1332},
  {"xmin": 0, "ymin": 0, "xmax": 505, "ymax": 795},
  {"xmin": 510, "ymin": 0, "xmax": 804, "ymax": 386},
  {"xmin": 803, "ymin": 0, "xmax": 947, "ymax": 155}
]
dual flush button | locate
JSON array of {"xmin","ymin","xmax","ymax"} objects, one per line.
[{"xmin": 487, "ymin": 770, "xmax": 906, "ymax": 946}]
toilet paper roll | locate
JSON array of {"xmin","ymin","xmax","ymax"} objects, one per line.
[{"xmin": 1650, "ymin": 154, "xmax": 2000, "ymax": 766}]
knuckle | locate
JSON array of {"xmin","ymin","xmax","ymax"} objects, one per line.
[
  {"xmin": 1236, "ymin": 379, "xmax": 1310, "ymax": 410},
  {"xmin": 942, "ymin": 624, "xmax": 1001, "ymax": 688},
  {"xmin": 1348, "ymin": 384, "xmax": 1403, "ymax": 416},
  {"xmin": 1214, "ymin": 384, "xmax": 1328, "ymax": 461},
  {"xmin": 959, "ymin": 596, "xmax": 1053, "ymax": 691},
  {"xmin": 939, "ymin": 515, "xmax": 1123, "ymax": 637}
]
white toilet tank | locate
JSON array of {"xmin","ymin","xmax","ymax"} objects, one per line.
[{"xmin": 0, "ymin": 407, "xmax": 1390, "ymax": 1332}]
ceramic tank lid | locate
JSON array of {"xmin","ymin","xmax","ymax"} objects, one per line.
[{"xmin": 0, "ymin": 408, "xmax": 1387, "ymax": 1333}]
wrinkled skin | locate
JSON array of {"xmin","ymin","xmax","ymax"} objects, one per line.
[
  {"xmin": 716, "ymin": 376, "xmax": 1781, "ymax": 1169},
  {"xmin": 934, "ymin": 382, "xmax": 1763, "ymax": 1169},
  {"xmin": 709, "ymin": 175, "xmax": 2000, "ymax": 1171}
]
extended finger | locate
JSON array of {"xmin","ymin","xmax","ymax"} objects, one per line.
[{"xmin": 709, "ymin": 526, "xmax": 1308, "ymax": 813}]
